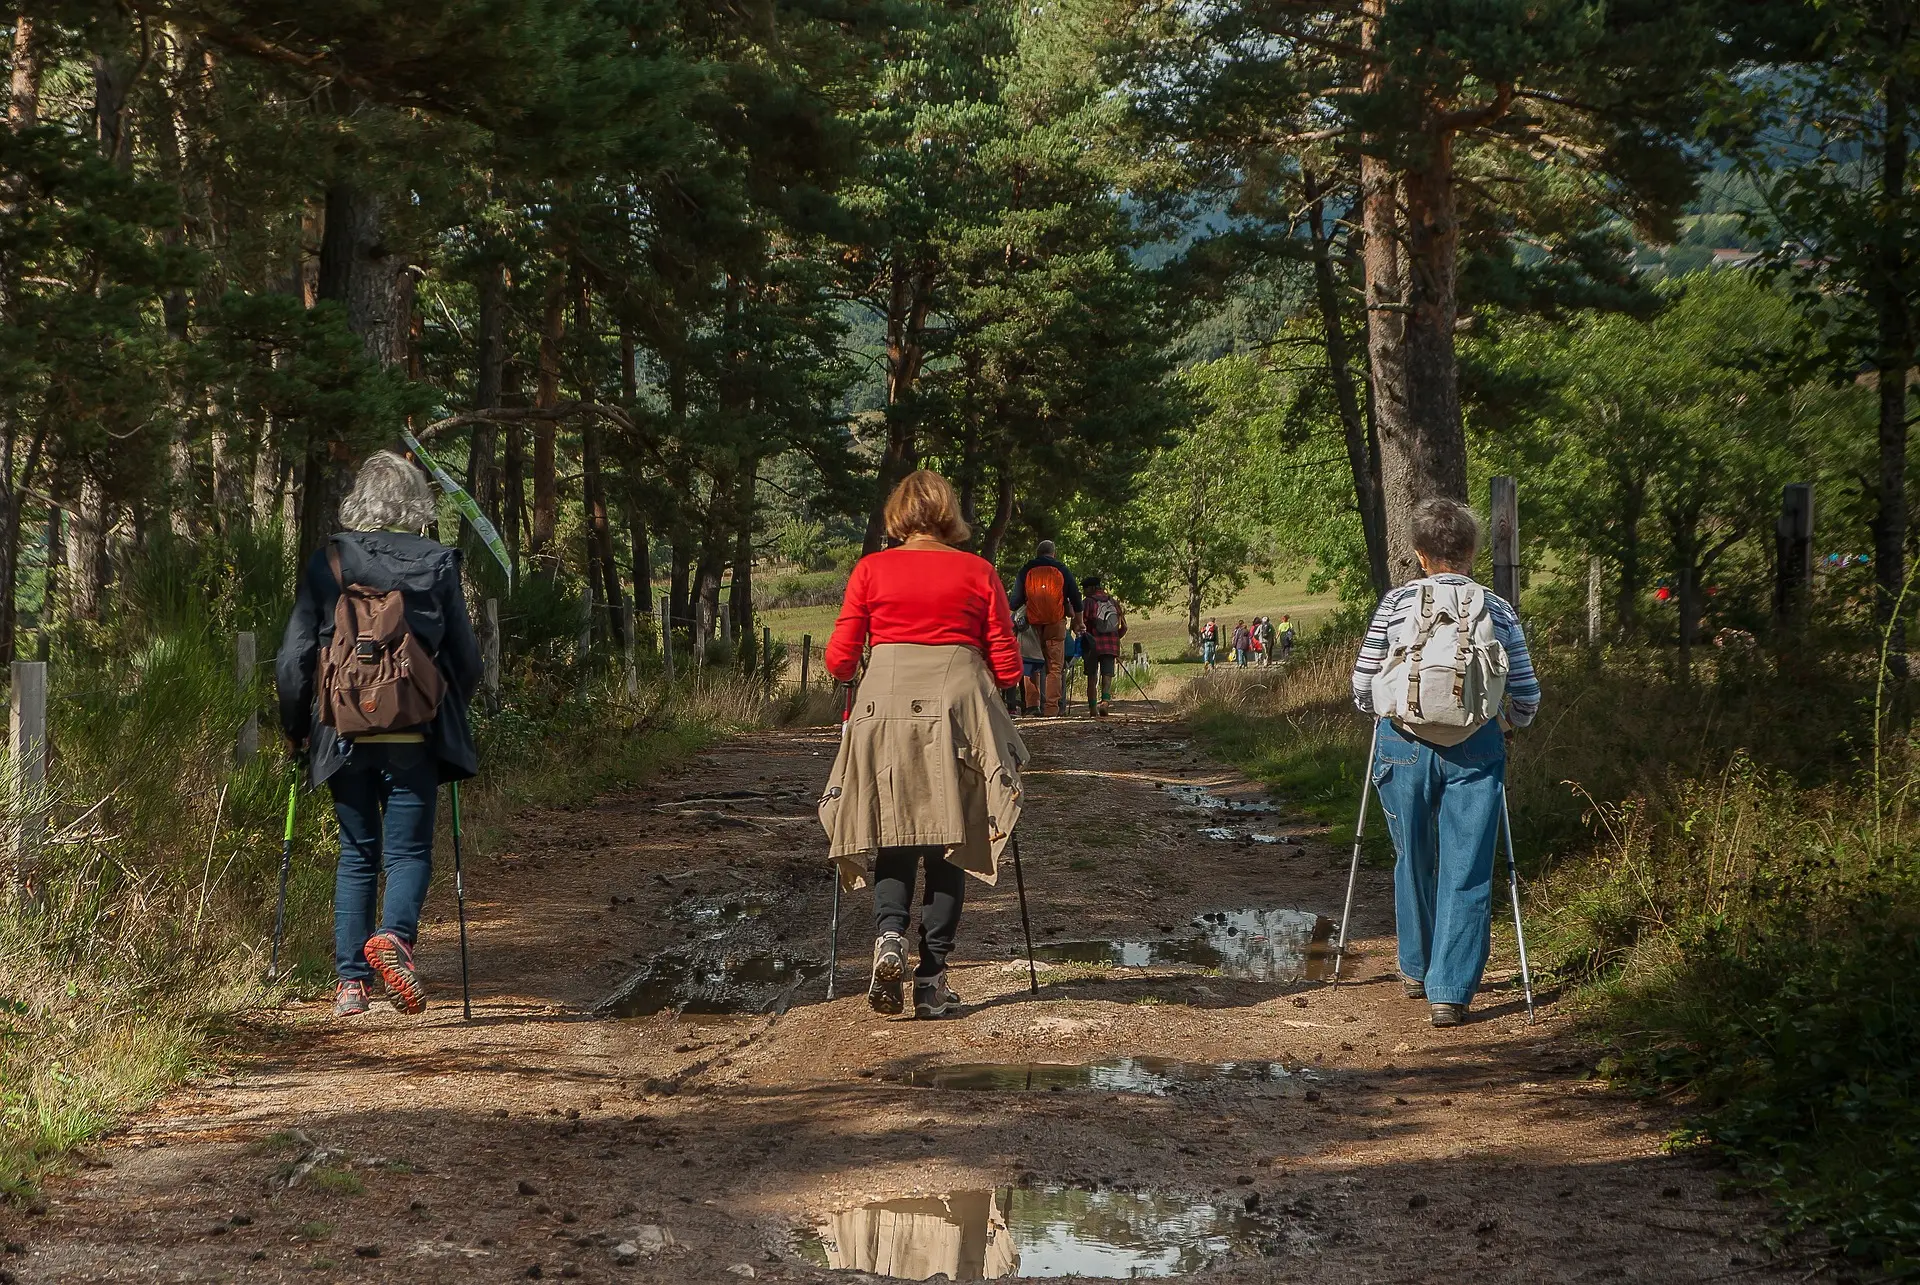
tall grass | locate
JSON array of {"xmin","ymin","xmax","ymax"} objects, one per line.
[
  {"xmin": 0, "ymin": 530, "xmax": 838, "ymax": 1199},
  {"xmin": 1183, "ymin": 635, "xmax": 1920, "ymax": 1272}
]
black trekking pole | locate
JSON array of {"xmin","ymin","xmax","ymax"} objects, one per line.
[
  {"xmin": 1331, "ymin": 720, "xmax": 1383, "ymax": 985},
  {"xmin": 268, "ymin": 771, "xmax": 299, "ymax": 981},
  {"xmin": 1009, "ymin": 833, "xmax": 1039, "ymax": 994},
  {"xmin": 450, "ymin": 780, "xmax": 473, "ymax": 1020},
  {"xmin": 1119, "ymin": 660, "xmax": 1157, "ymax": 706}
]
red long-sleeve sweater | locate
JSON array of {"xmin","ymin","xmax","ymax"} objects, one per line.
[{"xmin": 825, "ymin": 544, "xmax": 1024, "ymax": 689}]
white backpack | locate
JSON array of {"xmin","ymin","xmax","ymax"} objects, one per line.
[{"xmin": 1371, "ymin": 579, "xmax": 1509, "ymax": 745}]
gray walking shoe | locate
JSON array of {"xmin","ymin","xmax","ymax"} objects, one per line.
[
  {"xmin": 913, "ymin": 971, "xmax": 962, "ymax": 1019},
  {"xmin": 1402, "ymin": 978, "xmax": 1427, "ymax": 1000},
  {"xmin": 1429, "ymin": 1002, "xmax": 1468, "ymax": 1028},
  {"xmin": 868, "ymin": 932, "xmax": 907, "ymax": 1015}
]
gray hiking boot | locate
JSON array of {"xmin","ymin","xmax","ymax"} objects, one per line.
[
  {"xmin": 333, "ymin": 980, "xmax": 371, "ymax": 1017},
  {"xmin": 1402, "ymin": 978, "xmax": 1427, "ymax": 1000},
  {"xmin": 913, "ymin": 971, "xmax": 962, "ymax": 1019},
  {"xmin": 1429, "ymin": 1002, "xmax": 1468, "ymax": 1028},
  {"xmin": 868, "ymin": 932, "xmax": 908, "ymax": 1015}
]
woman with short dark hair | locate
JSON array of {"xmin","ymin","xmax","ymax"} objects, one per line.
[
  {"xmin": 276, "ymin": 451, "xmax": 481, "ymax": 1018},
  {"xmin": 819, "ymin": 470, "xmax": 1027, "ymax": 1018}
]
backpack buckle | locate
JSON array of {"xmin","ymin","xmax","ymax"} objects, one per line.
[{"xmin": 355, "ymin": 639, "xmax": 380, "ymax": 664}]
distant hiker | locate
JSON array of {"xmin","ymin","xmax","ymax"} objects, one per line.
[
  {"xmin": 1351, "ymin": 498, "xmax": 1540, "ymax": 1029},
  {"xmin": 1254, "ymin": 616, "xmax": 1274, "ymax": 666},
  {"xmin": 276, "ymin": 451, "xmax": 482, "ymax": 1019},
  {"xmin": 820, "ymin": 470, "xmax": 1029, "ymax": 1019},
  {"xmin": 1232, "ymin": 620, "xmax": 1251, "ymax": 666},
  {"xmin": 1199, "ymin": 618, "xmax": 1220, "ymax": 670},
  {"xmin": 1014, "ymin": 605, "xmax": 1048, "ymax": 715},
  {"xmin": 1079, "ymin": 575, "xmax": 1128, "ymax": 717},
  {"xmin": 1009, "ymin": 539, "xmax": 1083, "ymax": 717},
  {"xmin": 1278, "ymin": 613, "xmax": 1296, "ymax": 661}
]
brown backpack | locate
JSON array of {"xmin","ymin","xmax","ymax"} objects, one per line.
[{"xmin": 318, "ymin": 544, "xmax": 445, "ymax": 736}]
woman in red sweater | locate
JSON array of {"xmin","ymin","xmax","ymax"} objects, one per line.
[{"xmin": 818, "ymin": 471, "xmax": 1028, "ymax": 1018}]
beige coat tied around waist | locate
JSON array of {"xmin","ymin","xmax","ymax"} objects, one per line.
[{"xmin": 818, "ymin": 643, "xmax": 1030, "ymax": 890}]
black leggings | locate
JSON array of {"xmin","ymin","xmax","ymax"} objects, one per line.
[{"xmin": 873, "ymin": 845, "xmax": 966, "ymax": 977}]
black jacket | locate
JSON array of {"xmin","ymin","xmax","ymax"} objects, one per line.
[
  {"xmin": 1008, "ymin": 555, "xmax": 1084, "ymax": 615},
  {"xmin": 276, "ymin": 531, "xmax": 482, "ymax": 788}
]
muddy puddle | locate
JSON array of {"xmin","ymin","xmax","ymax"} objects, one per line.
[
  {"xmin": 796, "ymin": 1186, "xmax": 1273, "ymax": 1279},
  {"xmin": 669, "ymin": 891, "xmax": 776, "ymax": 929},
  {"xmin": 597, "ymin": 949, "xmax": 818, "ymax": 1018},
  {"xmin": 901, "ymin": 1056, "xmax": 1293, "ymax": 1095},
  {"xmin": 1162, "ymin": 783, "xmax": 1276, "ymax": 813},
  {"xmin": 1032, "ymin": 908, "xmax": 1334, "ymax": 981}
]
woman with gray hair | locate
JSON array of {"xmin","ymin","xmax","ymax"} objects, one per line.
[{"xmin": 276, "ymin": 450, "xmax": 481, "ymax": 1018}]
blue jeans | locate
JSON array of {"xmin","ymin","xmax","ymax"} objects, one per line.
[
  {"xmin": 1371, "ymin": 718, "xmax": 1505, "ymax": 1007},
  {"xmin": 328, "ymin": 741, "xmax": 438, "ymax": 982},
  {"xmin": 1201, "ymin": 640, "xmax": 1216, "ymax": 667}
]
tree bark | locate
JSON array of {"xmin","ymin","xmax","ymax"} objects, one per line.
[
  {"xmin": 1874, "ymin": 65, "xmax": 1912, "ymax": 675},
  {"xmin": 861, "ymin": 255, "xmax": 934, "ymax": 554},
  {"xmin": 980, "ymin": 467, "xmax": 1015, "ymax": 564},
  {"xmin": 727, "ymin": 458, "xmax": 757, "ymax": 651},
  {"xmin": 9, "ymin": 16, "xmax": 39, "ymax": 128},
  {"xmin": 1306, "ymin": 171, "xmax": 1390, "ymax": 597},
  {"xmin": 465, "ymin": 258, "xmax": 505, "ymax": 538},
  {"xmin": 575, "ymin": 270, "xmax": 624, "ymax": 648},
  {"xmin": 530, "ymin": 273, "xmax": 566, "ymax": 567},
  {"xmin": 629, "ymin": 505, "xmax": 652, "ymax": 615}
]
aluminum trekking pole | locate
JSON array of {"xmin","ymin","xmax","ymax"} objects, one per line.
[
  {"xmin": 1119, "ymin": 661, "xmax": 1157, "ymax": 706},
  {"xmin": 450, "ymin": 780, "xmax": 473, "ymax": 1020},
  {"xmin": 1499, "ymin": 784, "xmax": 1537, "ymax": 1023},
  {"xmin": 825, "ymin": 873, "xmax": 842, "ymax": 1000},
  {"xmin": 268, "ymin": 773, "xmax": 299, "ymax": 980},
  {"xmin": 1010, "ymin": 833, "xmax": 1039, "ymax": 994},
  {"xmin": 1331, "ymin": 720, "xmax": 1383, "ymax": 984}
]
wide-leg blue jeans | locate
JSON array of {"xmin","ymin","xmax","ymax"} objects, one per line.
[
  {"xmin": 328, "ymin": 741, "xmax": 438, "ymax": 982},
  {"xmin": 1371, "ymin": 718, "xmax": 1505, "ymax": 1007}
]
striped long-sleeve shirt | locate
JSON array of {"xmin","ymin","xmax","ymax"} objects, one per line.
[{"xmin": 1350, "ymin": 574, "xmax": 1541, "ymax": 726}]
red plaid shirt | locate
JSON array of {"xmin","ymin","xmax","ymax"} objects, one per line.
[{"xmin": 1081, "ymin": 591, "xmax": 1128, "ymax": 658}]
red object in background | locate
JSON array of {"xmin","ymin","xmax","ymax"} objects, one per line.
[{"xmin": 1655, "ymin": 586, "xmax": 1673, "ymax": 602}]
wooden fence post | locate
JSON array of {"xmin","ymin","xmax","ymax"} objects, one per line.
[
  {"xmin": 235, "ymin": 631, "xmax": 258, "ymax": 763},
  {"xmin": 1490, "ymin": 476, "xmax": 1520, "ymax": 612},
  {"xmin": 1586, "ymin": 557, "xmax": 1603, "ymax": 647},
  {"xmin": 10, "ymin": 660, "xmax": 47, "ymax": 894},
  {"xmin": 800, "ymin": 634, "xmax": 811, "ymax": 691},
  {"xmin": 1774, "ymin": 482, "xmax": 1814, "ymax": 623},
  {"xmin": 658, "ymin": 595, "xmax": 675, "ymax": 686},
  {"xmin": 481, "ymin": 598, "xmax": 501, "ymax": 701},
  {"xmin": 622, "ymin": 601, "xmax": 638, "ymax": 699}
]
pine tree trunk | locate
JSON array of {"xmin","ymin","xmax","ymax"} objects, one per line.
[
  {"xmin": 981, "ymin": 468, "xmax": 1015, "ymax": 564},
  {"xmin": 1875, "ymin": 69, "xmax": 1912, "ymax": 676},
  {"xmin": 727, "ymin": 459, "xmax": 757, "ymax": 649},
  {"xmin": 531, "ymin": 275, "xmax": 565, "ymax": 567},
  {"xmin": 466, "ymin": 259, "xmax": 505, "ymax": 536},
  {"xmin": 65, "ymin": 476, "xmax": 106, "ymax": 621},
  {"xmin": 1307, "ymin": 175, "xmax": 1390, "ymax": 597},
  {"xmin": 862, "ymin": 255, "xmax": 932, "ymax": 554},
  {"xmin": 630, "ymin": 506, "xmax": 652, "ymax": 614}
]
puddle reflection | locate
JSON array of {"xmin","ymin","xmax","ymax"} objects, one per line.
[
  {"xmin": 798, "ymin": 1186, "xmax": 1271, "ymax": 1279},
  {"xmin": 598, "ymin": 950, "xmax": 816, "ymax": 1018},
  {"xmin": 1164, "ymin": 784, "xmax": 1276, "ymax": 813},
  {"xmin": 903, "ymin": 1056, "xmax": 1291, "ymax": 1094},
  {"xmin": 1033, "ymin": 908, "xmax": 1334, "ymax": 981}
]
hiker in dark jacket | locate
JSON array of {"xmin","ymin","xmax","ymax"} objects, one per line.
[
  {"xmin": 276, "ymin": 451, "xmax": 481, "ymax": 1019},
  {"xmin": 1078, "ymin": 575, "xmax": 1128, "ymax": 716}
]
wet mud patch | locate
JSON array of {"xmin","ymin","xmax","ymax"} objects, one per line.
[
  {"xmin": 596, "ymin": 949, "xmax": 820, "ymax": 1017},
  {"xmin": 796, "ymin": 1185, "xmax": 1278, "ymax": 1279},
  {"xmin": 1032, "ymin": 908, "xmax": 1335, "ymax": 982},
  {"xmin": 898, "ymin": 1056, "xmax": 1302, "ymax": 1095},
  {"xmin": 1162, "ymin": 783, "xmax": 1276, "ymax": 813}
]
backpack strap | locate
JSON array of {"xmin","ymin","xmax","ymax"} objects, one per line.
[
  {"xmin": 327, "ymin": 542, "xmax": 362, "ymax": 640},
  {"xmin": 1404, "ymin": 583, "xmax": 1434, "ymax": 719}
]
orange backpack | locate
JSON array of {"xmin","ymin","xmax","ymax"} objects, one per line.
[
  {"xmin": 318, "ymin": 544, "xmax": 446, "ymax": 736},
  {"xmin": 1024, "ymin": 565, "xmax": 1067, "ymax": 626}
]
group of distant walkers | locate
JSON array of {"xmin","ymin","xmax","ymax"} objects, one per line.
[
  {"xmin": 1199, "ymin": 614, "xmax": 1293, "ymax": 669},
  {"xmin": 280, "ymin": 453, "xmax": 1538, "ymax": 1034}
]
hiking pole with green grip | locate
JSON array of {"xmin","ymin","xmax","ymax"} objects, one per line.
[
  {"xmin": 269, "ymin": 771, "xmax": 299, "ymax": 981},
  {"xmin": 451, "ymin": 780, "xmax": 472, "ymax": 1020}
]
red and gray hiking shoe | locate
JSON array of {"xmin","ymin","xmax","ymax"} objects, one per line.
[
  {"xmin": 333, "ymin": 980, "xmax": 371, "ymax": 1017},
  {"xmin": 363, "ymin": 932, "xmax": 427, "ymax": 1014},
  {"xmin": 868, "ymin": 932, "xmax": 907, "ymax": 1015}
]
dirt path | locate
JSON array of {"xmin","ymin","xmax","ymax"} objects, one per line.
[{"xmin": 5, "ymin": 705, "xmax": 1825, "ymax": 1284}]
